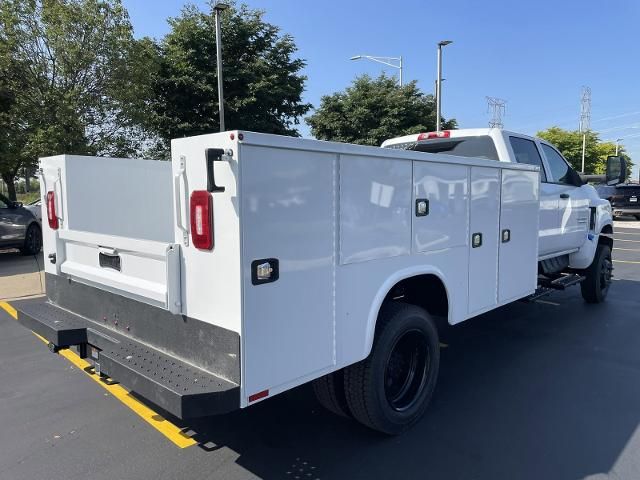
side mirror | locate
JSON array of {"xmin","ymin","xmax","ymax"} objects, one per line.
[{"xmin": 606, "ymin": 156, "xmax": 627, "ymax": 186}]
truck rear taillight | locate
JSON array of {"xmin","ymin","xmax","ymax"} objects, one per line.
[
  {"xmin": 417, "ymin": 130, "xmax": 451, "ymax": 140},
  {"xmin": 190, "ymin": 190, "xmax": 213, "ymax": 250},
  {"xmin": 46, "ymin": 191, "xmax": 59, "ymax": 230}
]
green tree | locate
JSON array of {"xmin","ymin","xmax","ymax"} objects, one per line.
[
  {"xmin": 147, "ymin": 2, "xmax": 311, "ymax": 155},
  {"xmin": 306, "ymin": 74, "xmax": 457, "ymax": 147},
  {"xmin": 0, "ymin": 0, "xmax": 154, "ymax": 199},
  {"xmin": 537, "ymin": 126, "xmax": 633, "ymax": 177}
]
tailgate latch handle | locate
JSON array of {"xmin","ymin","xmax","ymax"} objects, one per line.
[{"xmin": 206, "ymin": 148, "xmax": 226, "ymax": 193}]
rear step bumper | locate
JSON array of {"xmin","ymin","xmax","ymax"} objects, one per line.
[{"xmin": 11, "ymin": 298, "xmax": 240, "ymax": 419}]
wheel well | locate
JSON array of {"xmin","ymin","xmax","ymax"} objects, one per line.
[
  {"xmin": 382, "ymin": 274, "xmax": 449, "ymax": 320},
  {"xmin": 599, "ymin": 224, "xmax": 613, "ymax": 249}
]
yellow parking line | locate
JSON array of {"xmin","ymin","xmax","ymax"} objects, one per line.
[
  {"xmin": 0, "ymin": 302, "xmax": 17, "ymax": 318},
  {"xmin": 0, "ymin": 302, "xmax": 196, "ymax": 449},
  {"xmin": 613, "ymin": 260, "xmax": 640, "ymax": 264}
]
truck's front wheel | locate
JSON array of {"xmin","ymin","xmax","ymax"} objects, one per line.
[
  {"xmin": 344, "ymin": 303, "xmax": 439, "ymax": 435},
  {"xmin": 580, "ymin": 244, "xmax": 613, "ymax": 304}
]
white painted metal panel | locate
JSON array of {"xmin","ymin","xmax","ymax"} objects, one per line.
[
  {"xmin": 538, "ymin": 183, "xmax": 560, "ymax": 257},
  {"xmin": 38, "ymin": 155, "xmax": 66, "ymax": 277},
  {"xmin": 241, "ymin": 145, "xmax": 335, "ymax": 399},
  {"xmin": 468, "ymin": 167, "xmax": 501, "ymax": 315},
  {"xmin": 63, "ymin": 155, "xmax": 173, "ymax": 242},
  {"xmin": 58, "ymin": 232, "xmax": 180, "ymax": 311},
  {"xmin": 412, "ymin": 162, "xmax": 469, "ymax": 253},
  {"xmin": 499, "ymin": 169, "xmax": 540, "ymax": 303},
  {"xmin": 170, "ymin": 134, "xmax": 242, "ymax": 333},
  {"xmin": 340, "ymin": 155, "xmax": 412, "ymax": 264},
  {"xmin": 335, "ymin": 247, "xmax": 469, "ymax": 367}
]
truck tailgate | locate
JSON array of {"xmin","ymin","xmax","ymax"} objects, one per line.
[{"xmin": 56, "ymin": 229, "xmax": 181, "ymax": 313}]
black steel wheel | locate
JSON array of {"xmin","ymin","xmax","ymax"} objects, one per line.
[
  {"xmin": 20, "ymin": 223, "xmax": 42, "ymax": 255},
  {"xmin": 581, "ymin": 244, "xmax": 612, "ymax": 303},
  {"xmin": 344, "ymin": 303, "xmax": 439, "ymax": 435},
  {"xmin": 384, "ymin": 329, "xmax": 430, "ymax": 412}
]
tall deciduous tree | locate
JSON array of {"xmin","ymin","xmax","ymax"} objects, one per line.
[
  {"xmin": 306, "ymin": 74, "xmax": 457, "ymax": 147},
  {"xmin": 0, "ymin": 0, "xmax": 154, "ymax": 199},
  {"xmin": 537, "ymin": 126, "xmax": 633, "ymax": 176},
  {"xmin": 147, "ymin": 3, "xmax": 311, "ymax": 154}
]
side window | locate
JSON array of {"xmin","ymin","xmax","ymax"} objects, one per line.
[
  {"xmin": 541, "ymin": 144, "xmax": 572, "ymax": 184},
  {"xmin": 508, "ymin": 136, "xmax": 547, "ymax": 181}
]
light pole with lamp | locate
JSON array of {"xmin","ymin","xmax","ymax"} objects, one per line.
[
  {"xmin": 350, "ymin": 55, "xmax": 403, "ymax": 86},
  {"xmin": 214, "ymin": 3, "xmax": 229, "ymax": 132},
  {"xmin": 436, "ymin": 40, "xmax": 452, "ymax": 132},
  {"xmin": 615, "ymin": 138, "xmax": 623, "ymax": 156}
]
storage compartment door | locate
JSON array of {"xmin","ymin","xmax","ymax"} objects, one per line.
[
  {"xmin": 241, "ymin": 146, "xmax": 335, "ymax": 399},
  {"xmin": 412, "ymin": 162, "xmax": 469, "ymax": 253},
  {"xmin": 468, "ymin": 167, "xmax": 501, "ymax": 315},
  {"xmin": 498, "ymin": 169, "xmax": 540, "ymax": 303}
]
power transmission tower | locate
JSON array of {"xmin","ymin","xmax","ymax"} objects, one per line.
[
  {"xmin": 579, "ymin": 86, "xmax": 591, "ymax": 173},
  {"xmin": 486, "ymin": 97, "xmax": 507, "ymax": 128}
]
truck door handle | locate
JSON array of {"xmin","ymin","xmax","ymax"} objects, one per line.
[
  {"xmin": 560, "ymin": 193, "xmax": 570, "ymax": 199},
  {"xmin": 174, "ymin": 156, "xmax": 189, "ymax": 246},
  {"xmin": 205, "ymin": 148, "xmax": 226, "ymax": 193}
]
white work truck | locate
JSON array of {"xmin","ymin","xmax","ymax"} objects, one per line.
[{"xmin": 12, "ymin": 129, "xmax": 624, "ymax": 434}]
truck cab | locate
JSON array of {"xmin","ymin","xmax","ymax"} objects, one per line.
[{"xmin": 382, "ymin": 128, "xmax": 615, "ymax": 269}]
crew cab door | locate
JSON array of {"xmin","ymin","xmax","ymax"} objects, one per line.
[
  {"xmin": 507, "ymin": 136, "xmax": 559, "ymax": 257},
  {"xmin": 539, "ymin": 143, "xmax": 590, "ymax": 250}
]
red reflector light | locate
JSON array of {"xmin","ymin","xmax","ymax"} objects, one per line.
[
  {"xmin": 248, "ymin": 389, "xmax": 269, "ymax": 402},
  {"xmin": 417, "ymin": 130, "xmax": 451, "ymax": 141},
  {"xmin": 46, "ymin": 191, "xmax": 59, "ymax": 230},
  {"xmin": 190, "ymin": 190, "xmax": 213, "ymax": 250}
]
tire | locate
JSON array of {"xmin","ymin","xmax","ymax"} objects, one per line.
[
  {"xmin": 20, "ymin": 223, "xmax": 41, "ymax": 256},
  {"xmin": 343, "ymin": 303, "xmax": 440, "ymax": 435},
  {"xmin": 312, "ymin": 369, "xmax": 351, "ymax": 418},
  {"xmin": 580, "ymin": 244, "xmax": 612, "ymax": 304}
]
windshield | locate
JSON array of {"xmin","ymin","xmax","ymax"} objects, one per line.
[{"xmin": 385, "ymin": 135, "xmax": 500, "ymax": 161}]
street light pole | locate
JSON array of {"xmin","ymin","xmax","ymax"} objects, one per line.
[
  {"xmin": 214, "ymin": 3, "xmax": 229, "ymax": 132},
  {"xmin": 350, "ymin": 55, "xmax": 404, "ymax": 86},
  {"xmin": 436, "ymin": 40, "xmax": 452, "ymax": 132},
  {"xmin": 615, "ymin": 138, "xmax": 622, "ymax": 156}
]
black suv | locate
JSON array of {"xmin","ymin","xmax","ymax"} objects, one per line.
[{"xmin": 595, "ymin": 184, "xmax": 640, "ymax": 219}]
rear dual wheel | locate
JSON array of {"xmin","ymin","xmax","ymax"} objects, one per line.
[{"xmin": 313, "ymin": 303, "xmax": 440, "ymax": 435}]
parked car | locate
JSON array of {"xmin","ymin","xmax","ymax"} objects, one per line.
[
  {"xmin": 24, "ymin": 198, "xmax": 42, "ymax": 223},
  {"xmin": 0, "ymin": 193, "xmax": 42, "ymax": 254},
  {"xmin": 594, "ymin": 183, "xmax": 640, "ymax": 219}
]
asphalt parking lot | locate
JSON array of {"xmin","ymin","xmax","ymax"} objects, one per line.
[{"xmin": 1, "ymin": 222, "xmax": 640, "ymax": 480}]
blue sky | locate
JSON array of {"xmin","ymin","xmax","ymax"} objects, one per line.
[{"xmin": 124, "ymin": 0, "xmax": 640, "ymax": 178}]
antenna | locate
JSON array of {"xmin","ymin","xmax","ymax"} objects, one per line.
[
  {"xmin": 579, "ymin": 86, "xmax": 591, "ymax": 173},
  {"xmin": 486, "ymin": 97, "xmax": 507, "ymax": 128}
]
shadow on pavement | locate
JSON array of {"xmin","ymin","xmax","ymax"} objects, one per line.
[{"xmin": 160, "ymin": 276, "xmax": 640, "ymax": 480}]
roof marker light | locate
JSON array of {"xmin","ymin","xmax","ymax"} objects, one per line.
[{"xmin": 417, "ymin": 130, "xmax": 451, "ymax": 141}]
